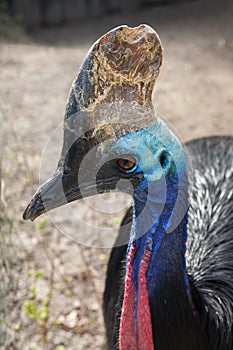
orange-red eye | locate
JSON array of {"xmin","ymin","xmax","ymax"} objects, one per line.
[{"xmin": 117, "ymin": 155, "xmax": 137, "ymax": 171}]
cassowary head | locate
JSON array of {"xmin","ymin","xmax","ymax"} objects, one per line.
[{"xmin": 23, "ymin": 24, "xmax": 188, "ymax": 236}]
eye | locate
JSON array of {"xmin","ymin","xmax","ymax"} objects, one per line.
[{"xmin": 117, "ymin": 155, "xmax": 137, "ymax": 172}]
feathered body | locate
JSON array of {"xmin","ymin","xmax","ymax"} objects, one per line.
[{"xmin": 104, "ymin": 135, "xmax": 233, "ymax": 350}]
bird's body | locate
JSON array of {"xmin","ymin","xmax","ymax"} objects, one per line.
[
  {"xmin": 104, "ymin": 135, "xmax": 233, "ymax": 350},
  {"xmin": 23, "ymin": 25, "xmax": 233, "ymax": 350}
]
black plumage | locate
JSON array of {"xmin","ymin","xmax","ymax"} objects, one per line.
[{"xmin": 104, "ymin": 136, "xmax": 233, "ymax": 350}]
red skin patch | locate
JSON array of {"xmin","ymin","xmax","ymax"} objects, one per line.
[
  {"xmin": 119, "ymin": 239, "xmax": 154, "ymax": 350},
  {"xmin": 137, "ymin": 245, "xmax": 154, "ymax": 350},
  {"xmin": 119, "ymin": 243, "xmax": 137, "ymax": 349}
]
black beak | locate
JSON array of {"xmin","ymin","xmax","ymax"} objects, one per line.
[
  {"xmin": 22, "ymin": 152, "xmax": 137, "ymax": 221},
  {"xmin": 23, "ymin": 155, "xmax": 120, "ymax": 221},
  {"xmin": 23, "ymin": 168, "xmax": 82, "ymax": 221}
]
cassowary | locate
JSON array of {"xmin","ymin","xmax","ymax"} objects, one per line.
[{"xmin": 23, "ymin": 25, "xmax": 233, "ymax": 350}]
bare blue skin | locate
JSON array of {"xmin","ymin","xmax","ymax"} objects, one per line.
[
  {"xmin": 106, "ymin": 118, "xmax": 195, "ymax": 343},
  {"xmin": 110, "ymin": 118, "xmax": 190, "ymax": 236}
]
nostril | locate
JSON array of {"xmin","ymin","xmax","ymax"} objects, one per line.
[{"xmin": 159, "ymin": 151, "xmax": 170, "ymax": 169}]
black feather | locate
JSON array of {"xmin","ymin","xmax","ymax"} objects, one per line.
[
  {"xmin": 103, "ymin": 136, "xmax": 233, "ymax": 350},
  {"xmin": 186, "ymin": 136, "xmax": 233, "ymax": 350}
]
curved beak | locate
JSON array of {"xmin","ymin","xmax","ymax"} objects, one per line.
[
  {"xmin": 23, "ymin": 169, "xmax": 82, "ymax": 221},
  {"xmin": 23, "ymin": 161, "xmax": 118, "ymax": 221}
]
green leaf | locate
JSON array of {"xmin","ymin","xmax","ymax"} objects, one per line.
[
  {"xmin": 36, "ymin": 306, "xmax": 48, "ymax": 321},
  {"xmin": 112, "ymin": 217, "xmax": 121, "ymax": 224},
  {"xmin": 54, "ymin": 319, "xmax": 62, "ymax": 326},
  {"xmin": 14, "ymin": 324, "xmax": 20, "ymax": 331},
  {"xmin": 37, "ymin": 218, "xmax": 48, "ymax": 230},
  {"xmin": 30, "ymin": 285, "xmax": 37, "ymax": 298},
  {"xmin": 24, "ymin": 300, "xmax": 36, "ymax": 318},
  {"xmin": 36, "ymin": 269, "xmax": 44, "ymax": 278},
  {"xmin": 28, "ymin": 269, "xmax": 34, "ymax": 277},
  {"xmin": 65, "ymin": 289, "xmax": 72, "ymax": 297},
  {"xmin": 99, "ymin": 254, "xmax": 107, "ymax": 262}
]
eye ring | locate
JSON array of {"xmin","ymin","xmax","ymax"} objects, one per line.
[{"xmin": 117, "ymin": 155, "xmax": 137, "ymax": 172}]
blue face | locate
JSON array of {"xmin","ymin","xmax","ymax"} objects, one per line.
[
  {"xmin": 101, "ymin": 117, "xmax": 189, "ymax": 237},
  {"xmin": 111, "ymin": 117, "xmax": 186, "ymax": 181}
]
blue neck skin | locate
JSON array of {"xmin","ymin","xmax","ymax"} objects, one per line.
[
  {"xmin": 131, "ymin": 167, "xmax": 190, "ymax": 298},
  {"xmin": 129, "ymin": 164, "xmax": 194, "ymax": 342},
  {"xmin": 111, "ymin": 118, "xmax": 191, "ymax": 303},
  {"xmin": 110, "ymin": 118, "xmax": 200, "ymax": 346}
]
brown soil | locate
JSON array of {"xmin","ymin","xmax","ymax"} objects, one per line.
[{"xmin": 0, "ymin": 0, "xmax": 232, "ymax": 349}]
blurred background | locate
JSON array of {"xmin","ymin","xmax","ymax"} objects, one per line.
[{"xmin": 0, "ymin": 0, "xmax": 232, "ymax": 349}]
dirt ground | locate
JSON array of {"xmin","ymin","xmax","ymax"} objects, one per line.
[{"xmin": 0, "ymin": 0, "xmax": 232, "ymax": 349}]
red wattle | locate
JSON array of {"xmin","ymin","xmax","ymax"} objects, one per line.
[
  {"xmin": 137, "ymin": 240, "xmax": 154, "ymax": 350},
  {"xmin": 119, "ymin": 243, "xmax": 137, "ymax": 349},
  {"xmin": 120, "ymin": 238, "xmax": 154, "ymax": 350}
]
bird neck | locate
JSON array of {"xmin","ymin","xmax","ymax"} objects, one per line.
[{"xmin": 119, "ymin": 170, "xmax": 195, "ymax": 350}]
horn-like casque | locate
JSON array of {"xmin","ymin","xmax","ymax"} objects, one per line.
[{"xmin": 64, "ymin": 24, "xmax": 163, "ymax": 138}]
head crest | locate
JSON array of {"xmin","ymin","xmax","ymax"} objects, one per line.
[{"xmin": 65, "ymin": 24, "xmax": 163, "ymax": 137}]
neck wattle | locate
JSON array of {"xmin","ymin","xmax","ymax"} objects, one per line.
[
  {"xmin": 119, "ymin": 172, "xmax": 192, "ymax": 350},
  {"xmin": 119, "ymin": 236, "xmax": 154, "ymax": 350}
]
